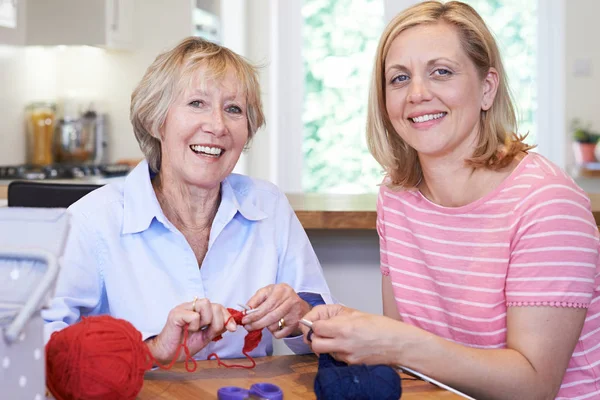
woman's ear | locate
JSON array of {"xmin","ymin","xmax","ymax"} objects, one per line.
[{"xmin": 481, "ymin": 67, "xmax": 499, "ymax": 111}]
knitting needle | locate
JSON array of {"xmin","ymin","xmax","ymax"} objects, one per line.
[
  {"xmin": 237, "ymin": 303, "xmax": 260, "ymax": 315},
  {"xmin": 299, "ymin": 318, "xmax": 313, "ymax": 328},
  {"xmin": 398, "ymin": 366, "xmax": 476, "ymax": 400}
]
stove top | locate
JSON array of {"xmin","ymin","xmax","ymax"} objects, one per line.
[{"xmin": 0, "ymin": 163, "xmax": 131, "ymax": 180}]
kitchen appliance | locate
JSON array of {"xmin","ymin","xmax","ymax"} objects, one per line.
[
  {"xmin": 54, "ymin": 102, "xmax": 108, "ymax": 164},
  {"xmin": 0, "ymin": 163, "xmax": 131, "ymax": 181}
]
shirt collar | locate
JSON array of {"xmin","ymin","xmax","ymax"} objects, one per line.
[
  {"xmin": 219, "ymin": 177, "xmax": 268, "ymax": 222},
  {"xmin": 122, "ymin": 160, "xmax": 266, "ymax": 235}
]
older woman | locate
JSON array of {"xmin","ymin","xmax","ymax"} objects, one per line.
[
  {"xmin": 43, "ymin": 37, "xmax": 332, "ymax": 364},
  {"xmin": 301, "ymin": 2, "xmax": 600, "ymax": 399}
]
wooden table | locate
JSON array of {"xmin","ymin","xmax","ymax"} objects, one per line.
[{"xmin": 139, "ymin": 355, "xmax": 462, "ymax": 399}]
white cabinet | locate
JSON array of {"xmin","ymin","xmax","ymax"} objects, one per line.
[
  {"xmin": 0, "ymin": 0, "xmax": 26, "ymax": 45},
  {"xmin": 25, "ymin": 0, "xmax": 134, "ymax": 49}
]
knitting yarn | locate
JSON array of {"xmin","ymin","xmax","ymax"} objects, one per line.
[
  {"xmin": 46, "ymin": 309, "xmax": 262, "ymax": 400},
  {"xmin": 46, "ymin": 315, "xmax": 155, "ymax": 400},
  {"xmin": 209, "ymin": 308, "xmax": 262, "ymax": 368},
  {"xmin": 314, "ymin": 353, "xmax": 402, "ymax": 400}
]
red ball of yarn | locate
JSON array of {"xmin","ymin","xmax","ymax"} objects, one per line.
[{"xmin": 46, "ymin": 315, "xmax": 153, "ymax": 400}]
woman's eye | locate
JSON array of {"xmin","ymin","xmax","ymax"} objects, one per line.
[
  {"xmin": 434, "ymin": 68, "xmax": 452, "ymax": 76},
  {"xmin": 226, "ymin": 105, "xmax": 242, "ymax": 114},
  {"xmin": 189, "ymin": 100, "xmax": 204, "ymax": 107},
  {"xmin": 391, "ymin": 74, "xmax": 409, "ymax": 84}
]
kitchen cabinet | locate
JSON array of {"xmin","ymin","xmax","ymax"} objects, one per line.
[
  {"xmin": 25, "ymin": 0, "xmax": 134, "ymax": 49},
  {"xmin": 0, "ymin": 0, "xmax": 26, "ymax": 45}
]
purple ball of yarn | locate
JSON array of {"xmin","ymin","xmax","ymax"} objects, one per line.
[{"xmin": 314, "ymin": 354, "xmax": 402, "ymax": 400}]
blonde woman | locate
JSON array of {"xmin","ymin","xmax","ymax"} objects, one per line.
[
  {"xmin": 43, "ymin": 37, "xmax": 333, "ymax": 364},
  {"xmin": 302, "ymin": 2, "xmax": 600, "ymax": 398}
]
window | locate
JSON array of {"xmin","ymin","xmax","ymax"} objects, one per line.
[
  {"xmin": 302, "ymin": 0, "xmax": 384, "ymax": 193},
  {"xmin": 464, "ymin": 0, "xmax": 538, "ymax": 144},
  {"xmin": 265, "ymin": 0, "xmax": 564, "ymax": 193}
]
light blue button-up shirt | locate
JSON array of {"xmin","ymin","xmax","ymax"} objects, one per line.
[{"xmin": 42, "ymin": 160, "xmax": 333, "ymax": 358}]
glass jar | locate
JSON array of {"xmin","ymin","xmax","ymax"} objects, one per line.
[{"xmin": 25, "ymin": 102, "xmax": 56, "ymax": 166}]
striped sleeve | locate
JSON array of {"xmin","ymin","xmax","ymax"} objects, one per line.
[
  {"xmin": 506, "ymin": 181, "xmax": 600, "ymax": 307},
  {"xmin": 377, "ymin": 185, "xmax": 390, "ymax": 276}
]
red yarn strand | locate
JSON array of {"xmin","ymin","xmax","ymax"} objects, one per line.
[
  {"xmin": 208, "ymin": 308, "xmax": 262, "ymax": 369},
  {"xmin": 207, "ymin": 350, "xmax": 257, "ymax": 369},
  {"xmin": 146, "ymin": 325, "xmax": 198, "ymax": 373}
]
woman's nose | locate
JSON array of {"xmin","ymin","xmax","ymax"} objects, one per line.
[
  {"xmin": 204, "ymin": 109, "xmax": 227, "ymax": 136},
  {"xmin": 406, "ymin": 78, "xmax": 432, "ymax": 104}
]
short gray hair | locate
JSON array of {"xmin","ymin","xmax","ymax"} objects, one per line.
[{"xmin": 130, "ymin": 37, "xmax": 265, "ymax": 172}]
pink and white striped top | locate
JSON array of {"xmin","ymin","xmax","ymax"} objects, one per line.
[{"xmin": 378, "ymin": 153, "xmax": 600, "ymax": 399}]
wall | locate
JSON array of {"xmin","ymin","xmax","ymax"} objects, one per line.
[
  {"xmin": 273, "ymin": 230, "xmax": 382, "ymax": 355},
  {"xmin": 1, "ymin": 0, "xmax": 599, "ymax": 171},
  {"xmin": 565, "ymin": 0, "xmax": 600, "ymax": 167},
  {"xmin": 0, "ymin": 0, "xmax": 192, "ymax": 165}
]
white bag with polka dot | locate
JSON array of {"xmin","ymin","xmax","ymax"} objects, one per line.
[{"xmin": 0, "ymin": 208, "xmax": 69, "ymax": 400}]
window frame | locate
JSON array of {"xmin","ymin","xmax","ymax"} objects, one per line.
[{"xmin": 258, "ymin": 0, "xmax": 565, "ymax": 192}]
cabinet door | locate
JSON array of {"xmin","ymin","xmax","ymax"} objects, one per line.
[
  {"xmin": 106, "ymin": 0, "xmax": 134, "ymax": 49},
  {"xmin": 0, "ymin": 0, "xmax": 25, "ymax": 45}
]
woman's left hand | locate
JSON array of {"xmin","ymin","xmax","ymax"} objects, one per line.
[{"xmin": 241, "ymin": 283, "xmax": 311, "ymax": 339}]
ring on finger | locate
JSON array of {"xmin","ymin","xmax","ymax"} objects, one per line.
[
  {"xmin": 278, "ymin": 317, "xmax": 285, "ymax": 331},
  {"xmin": 192, "ymin": 296, "xmax": 198, "ymax": 312}
]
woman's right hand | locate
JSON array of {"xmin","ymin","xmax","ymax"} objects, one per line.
[
  {"xmin": 300, "ymin": 304, "xmax": 412, "ymax": 366},
  {"xmin": 146, "ymin": 298, "xmax": 237, "ymax": 364}
]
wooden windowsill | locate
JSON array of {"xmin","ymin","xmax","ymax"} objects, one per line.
[{"xmin": 286, "ymin": 193, "xmax": 376, "ymax": 230}]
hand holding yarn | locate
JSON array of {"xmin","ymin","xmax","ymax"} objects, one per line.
[
  {"xmin": 302, "ymin": 304, "xmax": 408, "ymax": 366},
  {"xmin": 242, "ymin": 283, "xmax": 311, "ymax": 338},
  {"xmin": 146, "ymin": 298, "xmax": 237, "ymax": 364}
]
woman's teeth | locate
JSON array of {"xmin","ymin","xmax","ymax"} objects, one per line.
[
  {"xmin": 190, "ymin": 145, "xmax": 223, "ymax": 156},
  {"xmin": 410, "ymin": 112, "xmax": 446, "ymax": 123}
]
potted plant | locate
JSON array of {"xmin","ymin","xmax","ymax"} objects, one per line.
[{"xmin": 571, "ymin": 119, "xmax": 600, "ymax": 164}]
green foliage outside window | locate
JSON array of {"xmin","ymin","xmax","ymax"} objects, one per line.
[
  {"xmin": 302, "ymin": 0, "xmax": 537, "ymax": 193},
  {"xmin": 464, "ymin": 0, "xmax": 537, "ymax": 144},
  {"xmin": 302, "ymin": 0, "xmax": 384, "ymax": 193}
]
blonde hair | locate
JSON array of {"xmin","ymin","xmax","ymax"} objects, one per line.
[
  {"xmin": 366, "ymin": 1, "xmax": 534, "ymax": 189},
  {"xmin": 130, "ymin": 37, "xmax": 265, "ymax": 172}
]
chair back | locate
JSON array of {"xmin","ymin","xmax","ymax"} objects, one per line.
[{"xmin": 7, "ymin": 181, "xmax": 102, "ymax": 208}]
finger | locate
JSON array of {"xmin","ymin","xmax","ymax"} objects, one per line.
[
  {"xmin": 245, "ymin": 285, "xmax": 273, "ymax": 310},
  {"xmin": 309, "ymin": 336, "xmax": 346, "ymax": 356},
  {"xmin": 311, "ymin": 318, "xmax": 352, "ymax": 340},
  {"xmin": 222, "ymin": 307, "xmax": 237, "ymax": 332},
  {"xmin": 245, "ymin": 297, "xmax": 293, "ymax": 332},
  {"xmin": 169, "ymin": 307, "xmax": 202, "ymax": 332},
  {"xmin": 156, "ymin": 308, "xmax": 201, "ymax": 355},
  {"xmin": 243, "ymin": 284, "xmax": 294, "ymax": 326},
  {"xmin": 194, "ymin": 298, "xmax": 215, "ymax": 328},
  {"xmin": 183, "ymin": 296, "xmax": 206, "ymax": 312},
  {"xmin": 302, "ymin": 305, "xmax": 334, "ymax": 324},
  {"xmin": 208, "ymin": 303, "xmax": 225, "ymax": 334},
  {"xmin": 242, "ymin": 297, "xmax": 280, "ymax": 326},
  {"xmin": 302, "ymin": 328, "xmax": 314, "ymax": 345}
]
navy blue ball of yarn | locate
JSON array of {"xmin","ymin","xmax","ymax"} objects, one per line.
[{"xmin": 314, "ymin": 353, "xmax": 402, "ymax": 400}]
